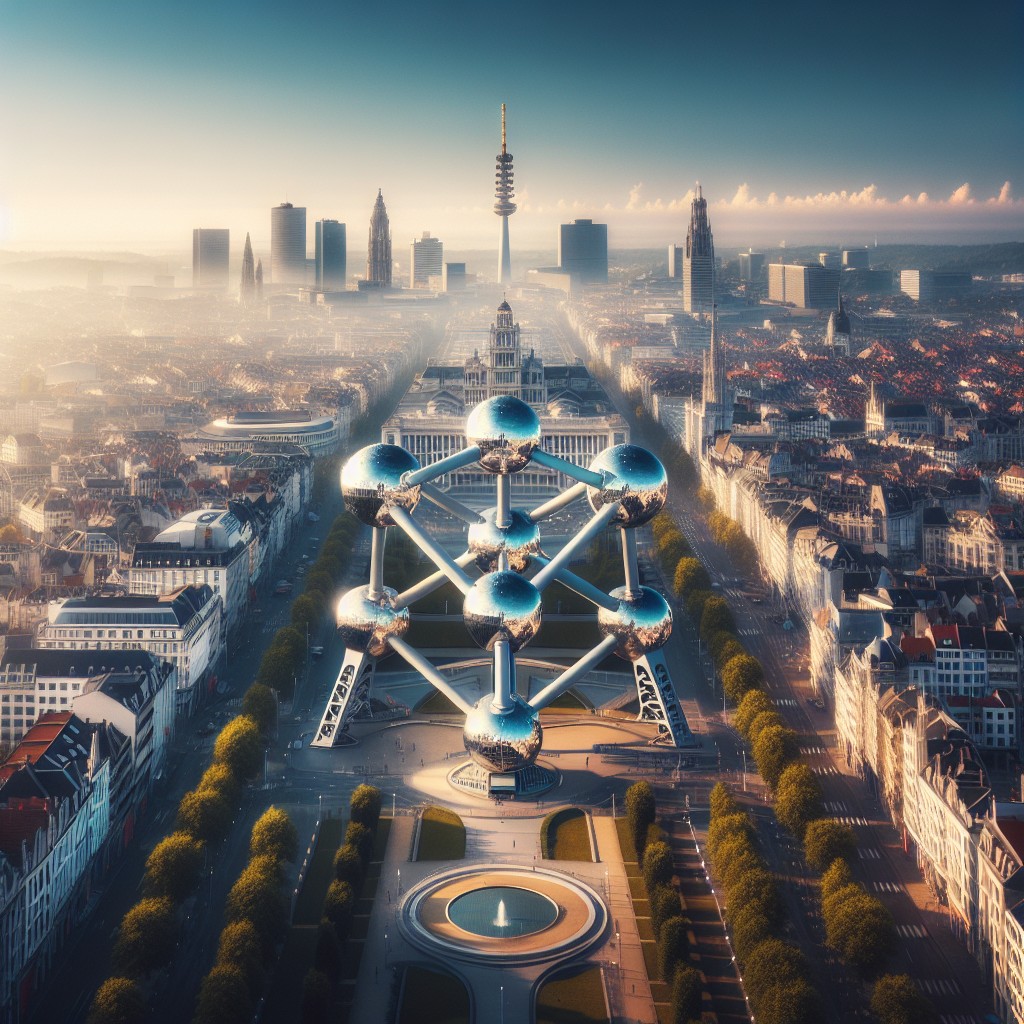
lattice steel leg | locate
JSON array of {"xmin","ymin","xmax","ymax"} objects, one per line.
[
  {"xmin": 633, "ymin": 650, "xmax": 695, "ymax": 747},
  {"xmin": 311, "ymin": 649, "xmax": 376, "ymax": 748}
]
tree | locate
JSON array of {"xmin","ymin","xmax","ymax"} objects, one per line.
[
  {"xmin": 290, "ymin": 593, "xmax": 321, "ymax": 636},
  {"xmin": 0, "ymin": 524, "xmax": 21, "ymax": 544},
  {"xmin": 226, "ymin": 861, "xmax": 287, "ymax": 943},
  {"xmin": 345, "ymin": 821, "xmax": 374, "ymax": 864},
  {"xmin": 305, "ymin": 569, "xmax": 336, "ymax": 598},
  {"xmin": 87, "ymin": 978, "xmax": 146, "ymax": 1024},
  {"xmin": 649, "ymin": 882, "xmax": 680, "ymax": 936},
  {"xmin": 658, "ymin": 534, "xmax": 690, "ymax": 571},
  {"xmin": 144, "ymin": 831, "xmax": 204, "ymax": 902},
  {"xmin": 625, "ymin": 781, "xmax": 656, "ymax": 859},
  {"xmin": 301, "ymin": 969, "xmax": 333, "ymax": 1024},
  {"xmin": 177, "ymin": 787, "xmax": 232, "ymax": 844},
  {"xmin": 314, "ymin": 919, "xmax": 342, "ymax": 975},
  {"xmin": 716, "ymin": 837, "xmax": 762, "ymax": 891},
  {"xmin": 257, "ymin": 646, "xmax": 297, "ymax": 697},
  {"xmin": 731, "ymin": 906, "xmax": 773, "ymax": 960},
  {"xmin": 721, "ymin": 654, "xmax": 765, "ymax": 703},
  {"xmin": 673, "ymin": 557, "xmax": 709, "ymax": 597},
  {"xmin": 725, "ymin": 868, "xmax": 782, "ymax": 926},
  {"xmin": 699, "ymin": 596, "xmax": 735, "ymax": 641},
  {"xmin": 657, "ymin": 915, "xmax": 688, "ymax": 981},
  {"xmin": 349, "ymin": 784, "xmax": 382, "ymax": 831},
  {"xmin": 870, "ymin": 974, "xmax": 938, "ymax": 1024},
  {"xmin": 707, "ymin": 812, "xmax": 754, "ymax": 862},
  {"xmin": 251, "ymin": 807, "xmax": 298, "ymax": 863},
  {"xmin": 820, "ymin": 857, "xmax": 854, "ymax": 900},
  {"xmin": 754, "ymin": 978, "xmax": 823, "ymax": 1024},
  {"xmin": 194, "ymin": 964, "xmax": 253, "ymax": 1024},
  {"xmin": 333, "ymin": 843, "xmax": 364, "ymax": 888},
  {"xmin": 752, "ymin": 724, "xmax": 800, "ymax": 790},
  {"xmin": 709, "ymin": 630, "xmax": 745, "ymax": 669},
  {"xmin": 324, "ymin": 880, "xmax": 355, "ymax": 938},
  {"xmin": 803, "ymin": 819, "xmax": 857, "ymax": 873},
  {"xmin": 743, "ymin": 939, "xmax": 809, "ymax": 1001},
  {"xmin": 113, "ymin": 897, "xmax": 177, "ymax": 977},
  {"xmin": 670, "ymin": 964, "xmax": 702, "ymax": 1024},
  {"xmin": 709, "ymin": 782, "xmax": 737, "ymax": 820},
  {"xmin": 747, "ymin": 709, "xmax": 783, "ymax": 744},
  {"xmin": 685, "ymin": 588, "xmax": 714, "ymax": 622},
  {"xmin": 697, "ymin": 486, "xmax": 716, "ymax": 511},
  {"xmin": 735, "ymin": 690, "xmax": 775, "ymax": 741},
  {"xmin": 241, "ymin": 684, "xmax": 277, "ymax": 734},
  {"xmin": 213, "ymin": 716, "xmax": 263, "ymax": 779},
  {"xmin": 216, "ymin": 919, "xmax": 264, "ymax": 995},
  {"xmin": 826, "ymin": 891, "xmax": 896, "ymax": 972},
  {"xmin": 642, "ymin": 840, "xmax": 674, "ymax": 891},
  {"xmin": 198, "ymin": 761, "xmax": 241, "ymax": 804},
  {"xmin": 774, "ymin": 764, "xmax": 823, "ymax": 837},
  {"xmin": 271, "ymin": 625, "xmax": 306, "ymax": 662}
]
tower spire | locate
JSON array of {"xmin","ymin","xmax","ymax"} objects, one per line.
[
  {"xmin": 501, "ymin": 103, "xmax": 507, "ymax": 156},
  {"xmin": 494, "ymin": 103, "xmax": 517, "ymax": 285}
]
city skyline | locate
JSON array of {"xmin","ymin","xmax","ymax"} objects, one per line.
[{"xmin": 1, "ymin": 0, "xmax": 1021, "ymax": 250}]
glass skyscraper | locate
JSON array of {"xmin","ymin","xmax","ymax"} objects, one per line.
[{"xmin": 315, "ymin": 219, "xmax": 347, "ymax": 291}]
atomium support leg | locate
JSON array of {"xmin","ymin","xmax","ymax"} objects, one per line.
[
  {"xmin": 632, "ymin": 650, "xmax": 696, "ymax": 747},
  {"xmin": 311, "ymin": 648, "xmax": 376, "ymax": 748}
]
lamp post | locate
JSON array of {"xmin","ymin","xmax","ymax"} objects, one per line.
[
  {"xmin": 499, "ymin": 985, "xmax": 504, "ymax": 1024},
  {"xmin": 392, "ymin": 792, "xmax": 396, "ymax": 818}
]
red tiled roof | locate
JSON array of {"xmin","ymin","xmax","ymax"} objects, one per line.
[
  {"xmin": 0, "ymin": 712, "xmax": 73, "ymax": 782},
  {"xmin": 0, "ymin": 797, "xmax": 49, "ymax": 863},
  {"xmin": 901, "ymin": 636, "xmax": 935, "ymax": 659}
]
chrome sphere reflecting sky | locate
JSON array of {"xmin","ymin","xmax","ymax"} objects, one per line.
[
  {"xmin": 341, "ymin": 444, "xmax": 421, "ymax": 528},
  {"xmin": 597, "ymin": 585, "xmax": 673, "ymax": 661},
  {"xmin": 466, "ymin": 395, "xmax": 541, "ymax": 474},
  {"xmin": 463, "ymin": 571, "xmax": 542, "ymax": 651},
  {"xmin": 335, "ymin": 585, "xmax": 409, "ymax": 657},
  {"xmin": 463, "ymin": 694, "xmax": 543, "ymax": 773},
  {"xmin": 467, "ymin": 508, "xmax": 541, "ymax": 574},
  {"xmin": 586, "ymin": 444, "xmax": 667, "ymax": 528}
]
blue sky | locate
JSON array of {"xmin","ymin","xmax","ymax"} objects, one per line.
[{"xmin": 1, "ymin": 0, "xmax": 1021, "ymax": 249}]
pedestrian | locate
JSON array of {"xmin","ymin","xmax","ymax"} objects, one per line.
[
  {"xmin": 512, "ymin": 839, "xmax": 516, "ymax": 848},
  {"xmin": 585, "ymin": 756, "xmax": 589, "ymax": 767},
  {"xmin": 387, "ymin": 889, "xmax": 391, "ymax": 903}
]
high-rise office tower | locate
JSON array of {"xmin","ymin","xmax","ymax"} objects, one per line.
[
  {"xmin": 558, "ymin": 219, "xmax": 608, "ymax": 284},
  {"xmin": 494, "ymin": 103, "xmax": 517, "ymax": 285},
  {"xmin": 192, "ymin": 228, "xmax": 229, "ymax": 289},
  {"xmin": 767, "ymin": 262, "xmax": 840, "ymax": 308},
  {"xmin": 315, "ymin": 219, "xmax": 347, "ymax": 291},
  {"xmin": 255, "ymin": 260, "xmax": 263, "ymax": 299},
  {"xmin": 239, "ymin": 232, "xmax": 255, "ymax": 303},
  {"xmin": 683, "ymin": 184, "xmax": 715, "ymax": 314},
  {"xmin": 366, "ymin": 190, "xmax": 392, "ymax": 287},
  {"xmin": 409, "ymin": 232, "xmax": 443, "ymax": 288},
  {"xmin": 738, "ymin": 250, "xmax": 764, "ymax": 282},
  {"xmin": 271, "ymin": 202, "xmax": 307, "ymax": 285},
  {"xmin": 667, "ymin": 244, "xmax": 683, "ymax": 280}
]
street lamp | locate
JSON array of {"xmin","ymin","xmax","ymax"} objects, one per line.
[
  {"xmin": 499, "ymin": 985, "xmax": 504, "ymax": 1024},
  {"xmin": 397, "ymin": 868, "xmax": 401, "ymax": 896},
  {"xmin": 392, "ymin": 792, "xmax": 396, "ymax": 818}
]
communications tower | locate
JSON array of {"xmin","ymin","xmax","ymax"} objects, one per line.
[{"xmin": 494, "ymin": 103, "xmax": 517, "ymax": 286}]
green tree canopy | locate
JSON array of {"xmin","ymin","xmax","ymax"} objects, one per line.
[
  {"xmin": 314, "ymin": 920, "xmax": 342, "ymax": 976},
  {"xmin": 803, "ymin": 819, "xmax": 857, "ymax": 873},
  {"xmin": 748, "ymin": 709, "xmax": 784, "ymax": 745},
  {"xmin": 86, "ymin": 978, "xmax": 146, "ymax": 1024},
  {"xmin": 673, "ymin": 557, "xmax": 710, "ymax": 598},
  {"xmin": 144, "ymin": 831, "xmax": 204, "ymax": 902},
  {"xmin": 752, "ymin": 724, "xmax": 800, "ymax": 790},
  {"xmin": 345, "ymin": 820, "xmax": 374, "ymax": 864},
  {"xmin": 670, "ymin": 964, "xmax": 702, "ymax": 1024},
  {"xmin": 870, "ymin": 974, "xmax": 938, "ymax": 1024},
  {"xmin": 774, "ymin": 763, "xmax": 823, "ymax": 837},
  {"xmin": 113, "ymin": 897, "xmax": 177, "ymax": 977},
  {"xmin": 177, "ymin": 787, "xmax": 232, "ymax": 845},
  {"xmin": 731, "ymin": 906, "xmax": 773, "ymax": 961},
  {"xmin": 754, "ymin": 978, "xmax": 823, "ymax": 1024},
  {"xmin": 251, "ymin": 807, "xmax": 298, "ymax": 863},
  {"xmin": 699, "ymin": 596, "xmax": 735, "ymax": 641},
  {"xmin": 324, "ymin": 880, "xmax": 356, "ymax": 939},
  {"xmin": 649, "ymin": 882, "xmax": 680, "ymax": 936},
  {"xmin": 725, "ymin": 868, "xmax": 782, "ymax": 927},
  {"xmin": 290, "ymin": 593, "xmax": 322, "ymax": 635},
  {"xmin": 709, "ymin": 630, "xmax": 745, "ymax": 668},
  {"xmin": 213, "ymin": 716, "xmax": 263, "ymax": 779},
  {"xmin": 821, "ymin": 857, "xmax": 855, "ymax": 900},
  {"xmin": 735, "ymin": 690, "xmax": 775, "ymax": 741},
  {"xmin": 657, "ymin": 915, "xmax": 689, "ymax": 983},
  {"xmin": 197, "ymin": 761, "xmax": 241, "ymax": 805},
  {"xmin": 743, "ymin": 938, "xmax": 809, "ymax": 1001},
  {"xmin": 721, "ymin": 653, "xmax": 765, "ymax": 704},
  {"xmin": 225, "ymin": 861, "xmax": 287, "ymax": 943},
  {"xmin": 256, "ymin": 645, "xmax": 298, "ymax": 697},
  {"xmin": 825, "ymin": 890, "xmax": 896, "ymax": 971},
  {"xmin": 685, "ymin": 588, "xmax": 714, "ymax": 621},
  {"xmin": 642, "ymin": 840, "xmax": 674, "ymax": 892},
  {"xmin": 216, "ymin": 919, "xmax": 264, "ymax": 995},
  {"xmin": 300, "ymin": 969, "xmax": 333, "ymax": 1024},
  {"xmin": 625, "ymin": 780, "xmax": 657, "ymax": 859},
  {"xmin": 194, "ymin": 964, "xmax": 253, "ymax": 1024},
  {"xmin": 709, "ymin": 782, "xmax": 737, "ymax": 820},
  {"xmin": 333, "ymin": 843, "xmax": 364, "ymax": 888},
  {"xmin": 241, "ymin": 684, "xmax": 277, "ymax": 734},
  {"xmin": 707, "ymin": 812, "xmax": 755, "ymax": 862},
  {"xmin": 349, "ymin": 784, "xmax": 382, "ymax": 831}
]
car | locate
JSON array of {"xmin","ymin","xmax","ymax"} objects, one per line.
[
  {"xmin": 310, "ymin": 645, "xmax": 324, "ymax": 658},
  {"xmin": 750, "ymin": 596, "xmax": 764, "ymax": 604}
]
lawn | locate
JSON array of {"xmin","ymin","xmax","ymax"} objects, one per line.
[
  {"xmin": 536, "ymin": 965, "xmax": 608, "ymax": 1024},
  {"xmin": 397, "ymin": 966, "xmax": 470, "ymax": 1024},
  {"xmin": 416, "ymin": 806, "xmax": 466, "ymax": 861},
  {"xmin": 541, "ymin": 807, "xmax": 593, "ymax": 862}
]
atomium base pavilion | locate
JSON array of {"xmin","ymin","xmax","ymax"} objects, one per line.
[{"xmin": 312, "ymin": 390, "xmax": 694, "ymax": 797}]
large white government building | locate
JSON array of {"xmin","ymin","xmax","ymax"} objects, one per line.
[
  {"xmin": 382, "ymin": 300, "xmax": 627, "ymax": 496},
  {"xmin": 186, "ymin": 410, "xmax": 340, "ymax": 458}
]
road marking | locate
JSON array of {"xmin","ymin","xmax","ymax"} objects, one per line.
[
  {"xmin": 872, "ymin": 881, "xmax": 904, "ymax": 894},
  {"xmin": 858, "ymin": 847, "xmax": 881, "ymax": 860},
  {"xmin": 825, "ymin": 801, "xmax": 849, "ymax": 814},
  {"xmin": 898, "ymin": 923, "xmax": 927, "ymax": 937}
]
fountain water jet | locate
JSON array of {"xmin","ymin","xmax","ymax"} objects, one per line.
[{"xmin": 493, "ymin": 898, "xmax": 509, "ymax": 929}]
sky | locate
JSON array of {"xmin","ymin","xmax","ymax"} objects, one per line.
[{"xmin": 1, "ymin": 0, "xmax": 1022, "ymax": 252}]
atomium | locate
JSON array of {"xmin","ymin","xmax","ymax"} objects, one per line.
[
  {"xmin": 466, "ymin": 395, "xmax": 541, "ymax": 474},
  {"xmin": 467, "ymin": 507, "xmax": 541, "ymax": 574},
  {"xmin": 463, "ymin": 571, "xmax": 542, "ymax": 652},
  {"xmin": 463, "ymin": 693, "xmax": 542, "ymax": 773},
  {"xmin": 341, "ymin": 443, "xmax": 421, "ymax": 528},
  {"xmin": 312, "ymin": 335, "xmax": 692, "ymax": 776},
  {"xmin": 586, "ymin": 444, "xmax": 667, "ymax": 528},
  {"xmin": 597, "ymin": 586, "xmax": 673, "ymax": 662},
  {"xmin": 335, "ymin": 585, "xmax": 409, "ymax": 657}
]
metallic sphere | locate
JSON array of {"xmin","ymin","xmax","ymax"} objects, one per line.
[
  {"xmin": 463, "ymin": 571, "xmax": 542, "ymax": 652},
  {"xmin": 586, "ymin": 444, "xmax": 667, "ymax": 528},
  {"xmin": 597, "ymin": 585, "xmax": 673, "ymax": 661},
  {"xmin": 463, "ymin": 694, "xmax": 543, "ymax": 773},
  {"xmin": 335, "ymin": 585, "xmax": 409, "ymax": 657},
  {"xmin": 341, "ymin": 444, "xmax": 421, "ymax": 528},
  {"xmin": 465, "ymin": 395, "xmax": 541, "ymax": 474},
  {"xmin": 467, "ymin": 508, "xmax": 541, "ymax": 574}
]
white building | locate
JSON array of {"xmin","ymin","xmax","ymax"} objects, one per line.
[
  {"xmin": 409, "ymin": 232, "xmax": 443, "ymax": 288},
  {"xmin": 35, "ymin": 586, "xmax": 221, "ymax": 716},
  {"xmin": 185, "ymin": 411, "xmax": 340, "ymax": 458}
]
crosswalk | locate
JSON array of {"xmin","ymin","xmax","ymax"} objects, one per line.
[
  {"xmin": 872, "ymin": 881, "xmax": 904, "ymax": 894},
  {"xmin": 858, "ymin": 847, "xmax": 882, "ymax": 860},
  {"xmin": 775, "ymin": 698, "xmax": 798, "ymax": 707},
  {"xmin": 838, "ymin": 816, "xmax": 870, "ymax": 826},
  {"xmin": 739, "ymin": 628, "xmax": 760, "ymax": 637},
  {"xmin": 918, "ymin": 978, "xmax": 961, "ymax": 996},
  {"xmin": 813, "ymin": 765, "xmax": 840, "ymax": 776},
  {"xmin": 803, "ymin": 745, "xmax": 827, "ymax": 755},
  {"xmin": 825, "ymin": 801, "xmax": 848, "ymax": 814},
  {"xmin": 898, "ymin": 923, "xmax": 927, "ymax": 937}
]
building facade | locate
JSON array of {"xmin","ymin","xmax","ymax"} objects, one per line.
[
  {"xmin": 315, "ymin": 219, "xmax": 346, "ymax": 291},
  {"xmin": 192, "ymin": 228, "xmax": 229, "ymax": 289},
  {"xmin": 683, "ymin": 185, "xmax": 715, "ymax": 314},
  {"xmin": 271, "ymin": 202, "xmax": 307, "ymax": 286},
  {"xmin": 558, "ymin": 219, "xmax": 608, "ymax": 285},
  {"xmin": 409, "ymin": 232, "xmax": 443, "ymax": 288},
  {"xmin": 366, "ymin": 190, "xmax": 392, "ymax": 287}
]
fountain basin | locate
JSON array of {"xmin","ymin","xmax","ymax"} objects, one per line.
[{"xmin": 447, "ymin": 885, "xmax": 558, "ymax": 938}]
